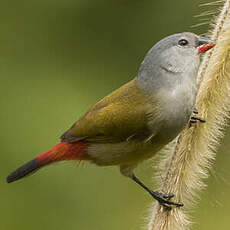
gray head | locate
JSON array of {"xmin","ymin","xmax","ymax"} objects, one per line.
[{"xmin": 137, "ymin": 32, "xmax": 215, "ymax": 91}]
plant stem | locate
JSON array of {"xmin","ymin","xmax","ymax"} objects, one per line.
[{"xmin": 148, "ymin": 1, "xmax": 230, "ymax": 229}]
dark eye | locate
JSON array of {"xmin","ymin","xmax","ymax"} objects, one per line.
[{"xmin": 178, "ymin": 39, "xmax": 189, "ymax": 46}]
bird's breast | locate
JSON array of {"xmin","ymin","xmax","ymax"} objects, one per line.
[{"xmin": 154, "ymin": 79, "xmax": 197, "ymax": 143}]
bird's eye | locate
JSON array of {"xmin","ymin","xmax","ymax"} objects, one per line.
[{"xmin": 178, "ymin": 39, "xmax": 189, "ymax": 46}]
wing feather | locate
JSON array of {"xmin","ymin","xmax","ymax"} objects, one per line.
[{"xmin": 60, "ymin": 79, "xmax": 158, "ymax": 143}]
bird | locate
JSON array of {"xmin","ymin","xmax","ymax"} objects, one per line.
[{"xmin": 7, "ymin": 32, "xmax": 215, "ymax": 209}]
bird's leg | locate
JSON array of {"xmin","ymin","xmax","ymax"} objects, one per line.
[
  {"xmin": 190, "ymin": 108, "xmax": 206, "ymax": 125},
  {"xmin": 131, "ymin": 174, "xmax": 183, "ymax": 210}
]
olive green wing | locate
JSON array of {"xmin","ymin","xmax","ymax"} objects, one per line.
[{"xmin": 60, "ymin": 80, "xmax": 157, "ymax": 143}]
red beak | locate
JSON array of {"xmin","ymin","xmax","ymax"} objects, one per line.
[
  {"xmin": 197, "ymin": 36, "xmax": 216, "ymax": 54},
  {"xmin": 198, "ymin": 43, "xmax": 216, "ymax": 54}
]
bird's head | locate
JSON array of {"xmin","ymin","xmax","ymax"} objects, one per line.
[{"xmin": 137, "ymin": 32, "xmax": 216, "ymax": 88}]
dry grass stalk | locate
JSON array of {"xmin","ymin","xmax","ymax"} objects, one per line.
[{"xmin": 148, "ymin": 0, "xmax": 230, "ymax": 229}]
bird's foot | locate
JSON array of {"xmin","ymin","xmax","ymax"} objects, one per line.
[
  {"xmin": 189, "ymin": 108, "xmax": 206, "ymax": 126},
  {"xmin": 131, "ymin": 174, "xmax": 183, "ymax": 210},
  {"xmin": 149, "ymin": 191, "xmax": 183, "ymax": 210},
  {"xmin": 190, "ymin": 116, "xmax": 206, "ymax": 123},
  {"xmin": 193, "ymin": 108, "xmax": 198, "ymax": 114}
]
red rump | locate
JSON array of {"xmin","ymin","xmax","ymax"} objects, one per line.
[{"xmin": 37, "ymin": 142, "xmax": 88, "ymax": 166}]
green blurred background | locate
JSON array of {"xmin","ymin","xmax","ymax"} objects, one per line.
[{"xmin": 1, "ymin": 0, "xmax": 230, "ymax": 229}]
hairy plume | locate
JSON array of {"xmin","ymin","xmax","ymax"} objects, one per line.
[{"xmin": 148, "ymin": 0, "xmax": 230, "ymax": 229}]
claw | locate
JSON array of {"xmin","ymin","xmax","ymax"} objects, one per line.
[
  {"xmin": 162, "ymin": 203, "xmax": 172, "ymax": 211},
  {"xmin": 194, "ymin": 117, "xmax": 206, "ymax": 123},
  {"xmin": 162, "ymin": 193, "xmax": 174, "ymax": 199},
  {"xmin": 190, "ymin": 108, "xmax": 206, "ymax": 127},
  {"xmin": 190, "ymin": 116, "xmax": 206, "ymax": 124},
  {"xmin": 131, "ymin": 175, "xmax": 183, "ymax": 210},
  {"xmin": 193, "ymin": 108, "xmax": 198, "ymax": 114},
  {"xmin": 150, "ymin": 191, "xmax": 183, "ymax": 210}
]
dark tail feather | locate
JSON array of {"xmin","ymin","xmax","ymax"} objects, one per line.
[
  {"xmin": 6, "ymin": 158, "xmax": 42, "ymax": 183},
  {"xmin": 6, "ymin": 142, "xmax": 88, "ymax": 183}
]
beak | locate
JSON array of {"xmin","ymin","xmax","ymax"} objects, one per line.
[{"xmin": 197, "ymin": 36, "xmax": 216, "ymax": 54}]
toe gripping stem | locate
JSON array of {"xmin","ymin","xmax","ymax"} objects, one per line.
[
  {"xmin": 190, "ymin": 108, "xmax": 206, "ymax": 126},
  {"xmin": 131, "ymin": 174, "xmax": 183, "ymax": 210}
]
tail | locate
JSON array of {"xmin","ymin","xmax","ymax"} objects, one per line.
[{"xmin": 6, "ymin": 142, "xmax": 88, "ymax": 183}]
